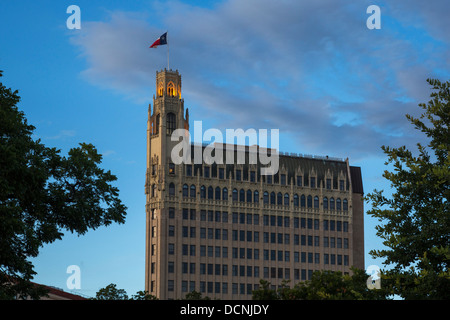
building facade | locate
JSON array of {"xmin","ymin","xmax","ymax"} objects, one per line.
[{"xmin": 145, "ymin": 69, "xmax": 364, "ymax": 300}]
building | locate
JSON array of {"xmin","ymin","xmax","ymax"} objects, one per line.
[{"xmin": 145, "ymin": 69, "xmax": 364, "ymax": 300}]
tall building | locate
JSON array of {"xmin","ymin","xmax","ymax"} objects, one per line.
[{"xmin": 145, "ymin": 69, "xmax": 364, "ymax": 300}]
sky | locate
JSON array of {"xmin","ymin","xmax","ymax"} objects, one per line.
[{"xmin": 1, "ymin": 0, "xmax": 449, "ymax": 298}]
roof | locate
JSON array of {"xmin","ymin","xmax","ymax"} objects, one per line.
[{"xmin": 187, "ymin": 143, "xmax": 362, "ymax": 193}]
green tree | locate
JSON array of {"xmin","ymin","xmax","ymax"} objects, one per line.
[
  {"xmin": 366, "ymin": 78, "xmax": 450, "ymax": 299},
  {"xmin": 252, "ymin": 269, "xmax": 389, "ymax": 300},
  {"xmin": 0, "ymin": 71, "xmax": 127, "ymax": 299},
  {"xmin": 183, "ymin": 290, "xmax": 211, "ymax": 300},
  {"xmin": 93, "ymin": 283, "xmax": 128, "ymax": 300},
  {"xmin": 132, "ymin": 290, "xmax": 158, "ymax": 300}
]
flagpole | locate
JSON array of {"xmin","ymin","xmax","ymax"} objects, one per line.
[{"xmin": 167, "ymin": 31, "xmax": 170, "ymax": 70}]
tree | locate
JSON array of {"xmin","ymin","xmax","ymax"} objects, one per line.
[
  {"xmin": 131, "ymin": 290, "xmax": 158, "ymax": 300},
  {"xmin": 91, "ymin": 284, "xmax": 158, "ymax": 300},
  {"xmin": 183, "ymin": 290, "xmax": 211, "ymax": 300},
  {"xmin": 93, "ymin": 283, "xmax": 128, "ymax": 300},
  {"xmin": 252, "ymin": 269, "xmax": 388, "ymax": 300},
  {"xmin": 0, "ymin": 71, "xmax": 127, "ymax": 299},
  {"xmin": 366, "ymin": 78, "xmax": 450, "ymax": 299}
]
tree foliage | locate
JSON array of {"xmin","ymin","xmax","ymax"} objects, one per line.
[
  {"xmin": 0, "ymin": 71, "xmax": 127, "ymax": 299},
  {"xmin": 366, "ymin": 78, "xmax": 450, "ymax": 299},
  {"xmin": 91, "ymin": 283, "xmax": 158, "ymax": 300},
  {"xmin": 252, "ymin": 268, "xmax": 389, "ymax": 300}
]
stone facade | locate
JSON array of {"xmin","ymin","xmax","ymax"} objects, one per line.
[{"xmin": 145, "ymin": 69, "xmax": 364, "ymax": 300}]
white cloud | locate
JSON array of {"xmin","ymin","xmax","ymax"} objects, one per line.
[{"xmin": 68, "ymin": 0, "xmax": 450, "ymax": 159}]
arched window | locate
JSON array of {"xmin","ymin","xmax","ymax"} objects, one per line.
[
  {"xmin": 155, "ymin": 114, "xmax": 160, "ymax": 135},
  {"xmin": 307, "ymin": 195, "xmax": 312, "ymax": 208},
  {"xmin": 254, "ymin": 190, "xmax": 259, "ymax": 203},
  {"xmin": 314, "ymin": 196, "xmax": 319, "ymax": 209},
  {"xmin": 323, "ymin": 197, "xmax": 328, "ymax": 210},
  {"xmin": 343, "ymin": 198, "xmax": 348, "ymax": 211},
  {"xmin": 330, "ymin": 197, "xmax": 335, "ymax": 210},
  {"xmin": 232, "ymin": 188, "xmax": 238, "ymax": 202},
  {"xmin": 208, "ymin": 186, "xmax": 213, "ymax": 199},
  {"xmin": 294, "ymin": 194, "xmax": 299, "ymax": 207},
  {"xmin": 215, "ymin": 187, "xmax": 221, "ymax": 200},
  {"xmin": 336, "ymin": 198, "xmax": 341, "ymax": 211},
  {"xmin": 169, "ymin": 183, "xmax": 175, "ymax": 196},
  {"xmin": 152, "ymin": 184, "xmax": 156, "ymax": 198},
  {"xmin": 263, "ymin": 191, "xmax": 269, "ymax": 204},
  {"xmin": 182, "ymin": 184, "xmax": 188, "ymax": 197},
  {"xmin": 167, "ymin": 112, "xmax": 176, "ymax": 135},
  {"xmin": 190, "ymin": 185, "xmax": 196, "ymax": 198},
  {"xmin": 270, "ymin": 192, "xmax": 276, "ymax": 205},
  {"xmin": 277, "ymin": 192, "xmax": 282, "ymax": 205},
  {"xmin": 247, "ymin": 190, "xmax": 252, "ymax": 203},
  {"xmin": 167, "ymin": 82, "xmax": 175, "ymax": 96},
  {"xmin": 239, "ymin": 189, "xmax": 245, "ymax": 202},
  {"xmin": 284, "ymin": 193, "xmax": 289, "ymax": 206},
  {"xmin": 222, "ymin": 187, "xmax": 228, "ymax": 201},
  {"xmin": 200, "ymin": 185, "xmax": 206, "ymax": 199},
  {"xmin": 300, "ymin": 195, "xmax": 306, "ymax": 207}
]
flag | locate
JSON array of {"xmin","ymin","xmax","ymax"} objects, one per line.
[{"xmin": 150, "ymin": 32, "xmax": 168, "ymax": 48}]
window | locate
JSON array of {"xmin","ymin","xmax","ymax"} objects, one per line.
[
  {"xmin": 151, "ymin": 184, "xmax": 156, "ymax": 198},
  {"xmin": 250, "ymin": 171, "xmax": 256, "ymax": 182},
  {"xmin": 340, "ymin": 179, "xmax": 345, "ymax": 191},
  {"xmin": 277, "ymin": 192, "xmax": 282, "ymax": 205},
  {"xmin": 330, "ymin": 197, "xmax": 335, "ymax": 210},
  {"xmin": 219, "ymin": 168, "xmax": 224, "ymax": 179},
  {"xmin": 294, "ymin": 194, "xmax": 299, "ymax": 207},
  {"xmin": 186, "ymin": 165, "xmax": 192, "ymax": 176},
  {"xmin": 169, "ymin": 183, "xmax": 175, "ymax": 196},
  {"xmin": 280, "ymin": 174, "xmax": 286, "ymax": 185},
  {"xmin": 326, "ymin": 178, "xmax": 331, "ymax": 190},
  {"xmin": 232, "ymin": 189, "xmax": 238, "ymax": 202},
  {"xmin": 182, "ymin": 184, "xmax": 188, "ymax": 197},
  {"xmin": 263, "ymin": 192, "xmax": 269, "ymax": 204},
  {"xmin": 337, "ymin": 198, "xmax": 341, "ymax": 211},
  {"xmin": 200, "ymin": 185, "xmax": 206, "ymax": 199},
  {"xmin": 190, "ymin": 184, "xmax": 196, "ymax": 198},
  {"xmin": 204, "ymin": 166, "xmax": 210, "ymax": 178},
  {"xmin": 247, "ymin": 189, "xmax": 252, "ymax": 203},
  {"xmin": 343, "ymin": 199, "xmax": 348, "ymax": 211},
  {"xmin": 297, "ymin": 175, "xmax": 302, "ymax": 186},
  {"xmin": 254, "ymin": 190, "xmax": 259, "ymax": 203},
  {"xmin": 222, "ymin": 188, "xmax": 228, "ymax": 201},
  {"xmin": 314, "ymin": 196, "xmax": 319, "ymax": 208},
  {"xmin": 236, "ymin": 170, "xmax": 241, "ymax": 181},
  {"xmin": 155, "ymin": 114, "xmax": 160, "ymax": 135},
  {"xmin": 284, "ymin": 193, "xmax": 289, "ymax": 206},
  {"xmin": 323, "ymin": 197, "xmax": 328, "ymax": 210},
  {"xmin": 310, "ymin": 177, "xmax": 316, "ymax": 188},
  {"xmin": 307, "ymin": 195, "xmax": 312, "ymax": 208},
  {"xmin": 166, "ymin": 112, "xmax": 176, "ymax": 135},
  {"xmin": 240, "ymin": 189, "xmax": 245, "ymax": 202},
  {"xmin": 300, "ymin": 195, "xmax": 306, "ymax": 207},
  {"xmin": 215, "ymin": 187, "xmax": 221, "ymax": 200},
  {"xmin": 169, "ymin": 163, "xmax": 175, "ymax": 174},
  {"xmin": 167, "ymin": 82, "xmax": 175, "ymax": 96},
  {"xmin": 208, "ymin": 186, "xmax": 213, "ymax": 199}
]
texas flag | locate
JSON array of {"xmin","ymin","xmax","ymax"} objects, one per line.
[{"xmin": 149, "ymin": 32, "xmax": 168, "ymax": 48}]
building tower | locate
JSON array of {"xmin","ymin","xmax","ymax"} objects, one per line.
[{"xmin": 145, "ymin": 69, "xmax": 188, "ymax": 299}]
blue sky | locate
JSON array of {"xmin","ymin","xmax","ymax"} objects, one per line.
[{"xmin": 1, "ymin": 0, "xmax": 449, "ymax": 298}]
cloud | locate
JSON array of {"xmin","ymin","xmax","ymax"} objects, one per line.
[{"xmin": 68, "ymin": 0, "xmax": 450, "ymax": 160}]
